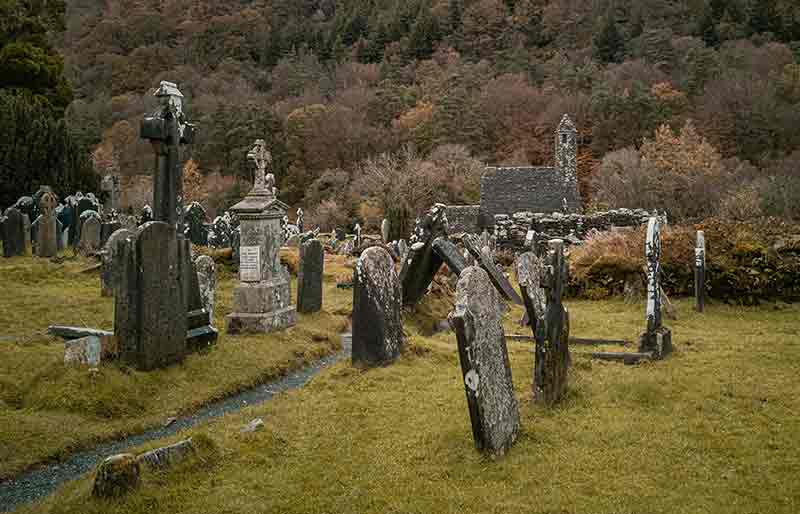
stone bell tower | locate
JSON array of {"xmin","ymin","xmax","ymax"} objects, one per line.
[{"xmin": 555, "ymin": 114, "xmax": 581, "ymax": 211}]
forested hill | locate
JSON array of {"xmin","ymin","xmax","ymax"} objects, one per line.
[{"xmin": 60, "ymin": 0, "xmax": 800, "ymax": 223}]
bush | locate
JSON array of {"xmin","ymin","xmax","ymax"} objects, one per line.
[{"xmin": 569, "ymin": 218, "xmax": 800, "ymax": 304}]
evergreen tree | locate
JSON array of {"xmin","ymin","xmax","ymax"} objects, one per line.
[
  {"xmin": 406, "ymin": 7, "xmax": 441, "ymax": 60},
  {"xmin": 593, "ymin": 14, "xmax": 624, "ymax": 64}
]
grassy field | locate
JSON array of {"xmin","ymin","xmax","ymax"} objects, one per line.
[
  {"xmin": 0, "ymin": 250, "xmax": 354, "ymax": 480},
  {"xmin": 15, "ymin": 290, "xmax": 800, "ymax": 513}
]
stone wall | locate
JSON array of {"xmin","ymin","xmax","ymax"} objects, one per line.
[
  {"xmin": 445, "ymin": 205, "xmax": 480, "ymax": 234},
  {"xmin": 479, "ymin": 167, "xmax": 581, "ymax": 227},
  {"xmin": 494, "ymin": 208, "xmax": 663, "ymax": 251}
]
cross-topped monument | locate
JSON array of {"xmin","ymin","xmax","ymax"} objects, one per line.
[{"xmin": 246, "ymin": 138, "xmax": 276, "ymax": 197}]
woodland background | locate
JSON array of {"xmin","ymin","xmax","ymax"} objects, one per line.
[{"xmin": 2, "ymin": 0, "xmax": 800, "ymax": 230}]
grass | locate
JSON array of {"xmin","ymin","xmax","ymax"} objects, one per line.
[
  {"xmin": 0, "ymin": 250, "xmax": 355, "ymax": 480},
  {"xmin": 13, "ymin": 289, "xmax": 800, "ymax": 513}
]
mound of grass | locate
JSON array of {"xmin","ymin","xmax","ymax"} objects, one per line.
[
  {"xmin": 17, "ymin": 297, "xmax": 800, "ymax": 514},
  {"xmin": 0, "ymin": 250, "xmax": 354, "ymax": 479}
]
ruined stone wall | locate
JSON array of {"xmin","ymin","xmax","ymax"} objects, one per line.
[
  {"xmin": 479, "ymin": 167, "xmax": 581, "ymax": 227},
  {"xmin": 445, "ymin": 205, "xmax": 480, "ymax": 234},
  {"xmin": 493, "ymin": 209, "xmax": 662, "ymax": 251}
]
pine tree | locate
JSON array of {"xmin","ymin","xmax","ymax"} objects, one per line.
[{"xmin": 593, "ymin": 14, "xmax": 624, "ymax": 64}]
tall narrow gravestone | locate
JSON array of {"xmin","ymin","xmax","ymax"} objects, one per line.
[
  {"xmin": 449, "ymin": 266, "xmax": 520, "ymax": 456},
  {"xmin": 2, "ymin": 208, "xmax": 26, "ymax": 257},
  {"xmin": 695, "ymin": 230, "xmax": 705, "ymax": 313},
  {"xmin": 352, "ymin": 246, "xmax": 405, "ymax": 367},
  {"xmin": 520, "ymin": 240, "xmax": 570, "ymax": 406},
  {"xmin": 115, "ymin": 222, "xmax": 187, "ymax": 370},
  {"xmin": 639, "ymin": 217, "xmax": 672, "ymax": 359},
  {"xmin": 34, "ymin": 190, "xmax": 59, "ymax": 258},
  {"xmin": 297, "ymin": 238, "xmax": 324, "ymax": 314},
  {"xmin": 225, "ymin": 139, "xmax": 296, "ymax": 334},
  {"xmin": 79, "ymin": 215, "xmax": 102, "ymax": 256},
  {"xmin": 101, "ymin": 228, "xmax": 134, "ymax": 297}
]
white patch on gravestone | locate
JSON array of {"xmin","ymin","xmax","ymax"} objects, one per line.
[{"xmin": 239, "ymin": 246, "xmax": 261, "ymax": 282}]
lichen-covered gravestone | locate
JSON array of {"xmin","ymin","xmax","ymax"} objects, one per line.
[
  {"xmin": 79, "ymin": 215, "xmax": 102, "ymax": 255},
  {"xmin": 399, "ymin": 203, "xmax": 449, "ymax": 305},
  {"xmin": 523, "ymin": 240, "xmax": 570, "ymax": 406},
  {"xmin": 34, "ymin": 190, "xmax": 59, "ymax": 258},
  {"xmin": 195, "ymin": 255, "xmax": 216, "ymax": 321},
  {"xmin": 448, "ymin": 266, "xmax": 520, "ymax": 456},
  {"xmin": 2, "ymin": 207, "xmax": 26, "ymax": 257},
  {"xmin": 352, "ymin": 246, "xmax": 405, "ymax": 367},
  {"xmin": 695, "ymin": 230, "xmax": 705, "ymax": 313},
  {"xmin": 516, "ymin": 251, "xmax": 546, "ymax": 330},
  {"xmin": 639, "ymin": 217, "xmax": 672, "ymax": 359},
  {"xmin": 115, "ymin": 222, "xmax": 187, "ymax": 371},
  {"xmin": 101, "ymin": 228, "xmax": 134, "ymax": 297},
  {"xmin": 381, "ymin": 218, "xmax": 390, "ymax": 243},
  {"xmin": 297, "ymin": 238, "xmax": 324, "ymax": 314}
]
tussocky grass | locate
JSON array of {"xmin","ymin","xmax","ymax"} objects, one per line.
[{"xmin": 15, "ymin": 291, "xmax": 800, "ymax": 514}]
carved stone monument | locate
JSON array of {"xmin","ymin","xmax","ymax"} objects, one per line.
[
  {"xmin": 225, "ymin": 139, "xmax": 296, "ymax": 334},
  {"xmin": 695, "ymin": 230, "xmax": 705, "ymax": 313},
  {"xmin": 639, "ymin": 217, "xmax": 672, "ymax": 359},
  {"xmin": 34, "ymin": 189, "xmax": 59, "ymax": 258},
  {"xmin": 297, "ymin": 238, "xmax": 324, "ymax": 314}
]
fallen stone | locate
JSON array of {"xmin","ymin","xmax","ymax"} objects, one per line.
[
  {"xmin": 136, "ymin": 438, "xmax": 195, "ymax": 470},
  {"xmin": 241, "ymin": 418, "xmax": 265, "ymax": 433},
  {"xmin": 92, "ymin": 454, "xmax": 140, "ymax": 498},
  {"xmin": 591, "ymin": 352, "xmax": 653, "ymax": 365}
]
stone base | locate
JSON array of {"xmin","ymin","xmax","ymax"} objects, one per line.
[
  {"xmin": 638, "ymin": 326, "xmax": 672, "ymax": 360},
  {"xmin": 225, "ymin": 307, "xmax": 297, "ymax": 334}
]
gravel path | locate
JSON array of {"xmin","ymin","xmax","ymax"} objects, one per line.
[{"xmin": 0, "ymin": 335, "xmax": 352, "ymax": 513}]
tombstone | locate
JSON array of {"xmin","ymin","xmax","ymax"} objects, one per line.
[
  {"xmin": 115, "ymin": 222, "xmax": 187, "ymax": 371},
  {"xmin": 448, "ymin": 266, "xmax": 520, "ymax": 456},
  {"xmin": 638, "ymin": 217, "xmax": 672, "ymax": 359},
  {"xmin": 79, "ymin": 216, "xmax": 102, "ymax": 255},
  {"xmin": 195, "ymin": 255, "xmax": 216, "ymax": 321},
  {"xmin": 522, "ymin": 241, "xmax": 570, "ymax": 406},
  {"xmin": 399, "ymin": 204, "xmax": 449, "ymax": 306},
  {"xmin": 140, "ymin": 80, "xmax": 196, "ymax": 232},
  {"xmin": 381, "ymin": 218, "xmax": 390, "ymax": 243},
  {"xmin": 338, "ymin": 238, "xmax": 355, "ymax": 256},
  {"xmin": 297, "ymin": 238, "xmax": 324, "ymax": 314},
  {"xmin": 225, "ymin": 139, "xmax": 297, "ymax": 334},
  {"xmin": 56, "ymin": 204, "xmax": 72, "ymax": 250},
  {"xmin": 354, "ymin": 223, "xmax": 362, "ymax": 250},
  {"xmin": 296, "ymin": 207, "xmax": 304, "ymax": 234},
  {"xmin": 431, "ymin": 237, "xmax": 468, "ymax": 276},
  {"xmin": 22, "ymin": 213, "xmax": 31, "ymax": 253},
  {"xmin": 34, "ymin": 190, "xmax": 59, "ymax": 258},
  {"xmin": 182, "ymin": 240, "xmax": 218, "ymax": 351},
  {"xmin": 101, "ymin": 229, "xmax": 134, "ymax": 297},
  {"xmin": 2, "ymin": 208, "xmax": 26, "ymax": 257},
  {"xmin": 516, "ymin": 252, "xmax": 547, "ymax": 329},
  {"xmin": 100, "ymin": 220, "xmax": 121, "ymax": 247},
  {"xmin": 695, "ymin": 230, "xmax": 705, "ymax": 313},
  {"xmin": 334, "ymin": 227, "xmax": 346, "ymax": 241},
  {"xmin": 463, "ymin": 234, "xmax": 523, "ymax": 305},
  {"xmin": 397, "ymin": 239, "xmax": 408, "ymax": 261},
  {"xmin": 140, "ymin": 204, "xmax": 153, "ymax": 225},
  {"xmin": 101, "ymin": 174, "xmax": 120, "ymax": 211},
  {"xmin": 183, "ymin": 201, "xmax": 209, "ymax": 246},
  {"xmin": 352, "ymin": 246, "xmax": 405, "ymax": 367}
]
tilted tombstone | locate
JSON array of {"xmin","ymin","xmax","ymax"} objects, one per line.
[
  {"xmin": 352, "ymin": 246, "xmax": 405, "ymax": 367},
  {"xmin": 448, "ymin": 266, "xmax": 520, "ymax": 456},
  {"xmin": 524, "ymin": 240, "xmax": 570, "ymax": 406},
  {"xmin": 297, "ymin": 238, "xmax": 324, "ymax": 314},
  {"xmin": 463, "ymin": 234, "xmax": 523, "ymax": 305},
  {"xmin": 431, "ymin": 237, "xmax": 468, "ymax": 277},
  {"xmin": 181, "ymin": 239, "xmax": 218, "ymax": 351},
  {"xmin": 79, "ymin": 215, "xmax": 102, "ymax": 255},
  {"xmin": 400, "ymin": 203, "xmax": 449, "ymax": 305},
  {"xmin": 183, "ymin": 201, "xmax": 209, "ymax": 246},
  {"xmin": 115, "ymin": 222, "xmax": 187, "ymax": 370},
  {"xmin": 638, "ymin": 217, "xmax": 672, "ymax": 359},
  {"xmin": 516, "ymin": 251, "xmax": 547, "ymax": 330},
  {"xmin": 101, "ymin": 229, "xmax": 134, "ymax": 297},
  {"xmin": 195, "ymin": 255, "xmax": 216, "ymax": 321},
  {"xmin": 296, "ymin": 207, "xmax": 304, "ymax": 234},
  {"xmin": 34, "ymin": 190, "xmax": 59, "ymax": 258},
  {"xmin": 695, "ymin": 230, "xmax": 705, "ymax": 313},
  {"xmin": 2, "ymin": 207, "xmax": 26, "ymax": 257}
]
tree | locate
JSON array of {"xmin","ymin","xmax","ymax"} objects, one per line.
[{"xmin": 593, "ymin": 14, "xmax": 624, "ymax": 64}]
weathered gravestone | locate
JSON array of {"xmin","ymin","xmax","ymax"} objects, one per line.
[
  {"xmin": 352, "ymin": 246, "xmax": 405, "ymax": 367},
  {"xmin": 463, "ymin": 234, "xmax": 523, "ymax": 305},
  {"xmin": 354, "ymin": 223, "xmax": 362, "ymax": 250},
  {"xmin": 297, "ymin": 238, "xmax": 324, "ymax": 314},
  {"xmin": 195, "ymin": 255, "xmax": 216, "ymax": 320},
  {"xmin": 639, "ymin": 217, "xmax": 672, "ymax": 359},
  {"xmin": 34, "ymin": 190, "xmax": 59, "ymax": 258},
  {"xmin": 695, "ymin": 230, "xmax": 705, "ymax": 313},
  {"xmin": 100, "ymin": 220, "xmax": 121, "ymax": 247},
  {"xmin": 79, "ymin": 215, "xmax": 102, "ymax": 255},
  {"xmin": 520, "ymin": 240, "xmax": 571, "ymax": 406},
  {"xmin": 448, "ymin": 266, "xmax": 520, "ymax": 456},
  {"xmin": 182, "ymin": 240, "xmax": 218, "ymax": 351},
  {"xmin": 115, "ymin": 222, "xmax": 187, "ymax": 371},
  {"xmin": 140, "ymin": 204, "xmax": 153, "ymax": 225},
  {"xmin": 2, "ymin": 208, "xmax": 26, "ymax": 257},
  {"xmin": 381, "ymin": 218, "xmax": 390, "ymax": 243},
  {"xmin": 225, "ymin": 139, "xmax": 296, "ymax": 334},
  {"xmin": 296, "ymin": 207, "xmax": 304, "ymax": 234},
  {"xmin": 431, "ymin": 237, "xmax": 468, "ymax": 276},
  {"xmin": 399, "ymin": 203, "xmax": 449, "ymax": 305},
  {"xmin": 184, "ymin": 201, "xmax": 209, "ymax": 246},
  {"xmin": 101, "ymin": 229, "xmax": 134, "ymax": 297},
  {"xmin": 516, "ymin": 252, "xmax": 547, "ymax": 330},
  {"xmin": 101, "ymin": 174, "xmax": 120, "ymax": 211}
]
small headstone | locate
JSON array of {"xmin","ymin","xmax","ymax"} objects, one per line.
[
  {"xmin": 297, "ymin": 239, "xmax": 324, "ymax": 314},
  {"xmin": 137, "ymin": 438, "xmax": 195, "ymax": 470},
  {"xmin": 448, "ymin": 266, "xmax": 520, "ymax": 456},
  {"xmin": 195, "ymin": 255, "xmax": 216, "ymax": 321},
  {"xmin": 516, "ymin": 252, "xmax": 546, "ymax": 330},
  {"xmin": 381, "ymin": 218, "xmax": 390, "ymax": 243},
  {"xmin": 184, "ymin": 202, "xmax": 209, "ymax": 246},
  {"xmin": 695, "ymin": 230, "xmax": 705, "ymax": 313},
  {"xmin": 352, "ymin": 246, "xmax": 405, "ymax": 367},
  {"xmin": 2, "ymin": 207, "xmax": 26, "ymax": 257},
  {"xmin": 63, "ymin": 335, "xmax": 117, "ymax": 366},
  {"xmin": 638, "ymin": 217, "xmax": 672, "ymax": 359},
  {"xmin": 92, "ymin": 454, "xmax": 140, "ymax": 498},
  {"xmin": 101, "ymin": 229, "xmax": 135, "ymax": 297},
  {"xmin": 34, "ymin": 190, "xmax": 59, "ymax": 258},
  {"xmin": 79, "ymin": 215, "xmax": 102, "ymax": 255}
]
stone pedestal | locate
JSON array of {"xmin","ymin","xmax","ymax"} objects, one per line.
[{"xmin": 224, "ymin": 160, "xmax": 296, "ymax": 334}]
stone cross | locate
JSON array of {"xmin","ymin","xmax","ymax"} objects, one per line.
[
  {"xmin": 354, "ymin": 223, "xmax": 362, "ymax": 249},
  {"xmin": 140, "ymin": 80, "xmax": 196, "ymax": 232},
  {"xmin": 448, "ymin": 266, "xmax": 520, "ymax": 456},
  {"xmin": 296, "ymin": 208, "xmax": 304, "ymax": 233},
  {"xmin": 246, "ymin": 139, "xmax": 275, "ymax": 196},
  {"xmin": 35, "ymin": 190, "xmax": 59, "ymax": 258},
  {"xmin": 695, "ymin": 230, "xmax": 705, "ymax": 313},
  {"xmin": 639, "ymin": 217, "xmax": 672, "ymax": 358}
]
